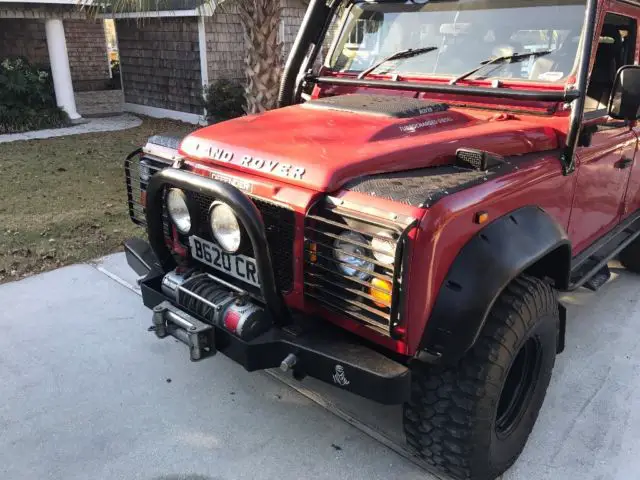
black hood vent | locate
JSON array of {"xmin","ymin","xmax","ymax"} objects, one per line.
[{"xmin": 303, "ymin": 93, "xmax": 448, "ymax": 118}]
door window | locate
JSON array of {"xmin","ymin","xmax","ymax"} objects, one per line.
[{"xmin": 585, "ymin": 13, "xmax": 637, "ymax": 114}]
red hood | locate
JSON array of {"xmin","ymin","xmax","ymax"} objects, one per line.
[{"xmin": 180, "ymin": 103, "xmax": 558, "ymax": 192}]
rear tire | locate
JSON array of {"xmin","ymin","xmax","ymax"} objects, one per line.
[
  {"xmin": 619, "ymin": 237, "xmax": 640, "ymax": 273},
  {"xmin": 403, "ymin": 275, "xmax": 558, "ymax": 480}
]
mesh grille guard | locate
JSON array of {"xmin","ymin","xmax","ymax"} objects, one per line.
[{"xmin": 303, "ymin": 198, "xmax": 416, "ymax": 337}]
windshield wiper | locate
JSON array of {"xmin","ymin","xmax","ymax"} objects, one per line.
[
  {"xmin": 449, "ymin": 50, "xmax": 553, "ymax": 85},
  {"xmin": 357, "ymin": 46, "xmax": 438, "ymax": 80}
]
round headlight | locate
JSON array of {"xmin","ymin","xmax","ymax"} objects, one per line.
[
  {"xmin": 333, "ymin": 231, "xmax": 374, "ymax": 280},
  {"xmin": 210, "ymin": 202, "xmax": 241, "ymax": 253},
  {"xmin": 371, "ymin": 232, "xmax": 396, "ymax": 265},
  {"xmin": 166, "ymin": 188, "xmax": 191, "ymax": 234}
]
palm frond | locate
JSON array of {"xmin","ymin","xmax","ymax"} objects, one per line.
[{"xmin": 80, "ymin": 0, "xmax": 214, "ymax": 17}]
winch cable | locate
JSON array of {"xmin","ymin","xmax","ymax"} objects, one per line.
[{"xmin": 178, "ymin": 275, "xmax": 234, "ymax": 323}]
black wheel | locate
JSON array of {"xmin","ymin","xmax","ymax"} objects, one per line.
[
  {"xmin": 619, "ymin": 237, "xmax": 640, "ymax": 273},
  {"xmin": 403, "ymin": 275, "xmax": 558, "ymax": 480}
]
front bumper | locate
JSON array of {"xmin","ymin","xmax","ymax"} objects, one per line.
[{"xmin": 125, "ymin": 239, "xmax": 411, "ymax": 405}]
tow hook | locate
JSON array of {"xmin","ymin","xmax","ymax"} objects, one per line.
[
  {"xmin": 280, "ymin": 353, "xmax": 298, "ymax": 372},
  {"xmin": 279, "ymin": 353, "xmax": 306, "ymax": 380}
]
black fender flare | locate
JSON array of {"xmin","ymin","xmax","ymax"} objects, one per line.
[{"xmin": 420, "ymin": 206, "xmax": 570, "ymax": 364}]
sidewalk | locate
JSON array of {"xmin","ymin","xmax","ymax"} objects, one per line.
[{"xmin": 0, "ymin": 114, "xmax": 142, "ymax": 144}]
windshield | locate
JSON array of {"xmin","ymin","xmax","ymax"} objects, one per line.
[{"xmin": 328, "ymin": 0, "xmax": 586, "ymax": 83}]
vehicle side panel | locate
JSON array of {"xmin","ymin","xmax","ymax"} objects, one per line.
[
  {"xmin": 569, "ymin": 124, "xmax": 636, "ymax": 252},
  {"xmin": 403, "ymin": 153, "xmax": 575, "ymax": 355},
  {"xmin": 623, "ymin": 132, "xmax": 640, "ymax": 216},
  {"xmin": 421, "ymin": 206, "xmax": 569, "ymax": 363}
]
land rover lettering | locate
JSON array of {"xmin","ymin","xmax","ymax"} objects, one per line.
[
  {"xmin": 180, "ymin": 137, "xmax": 306, "ymax": 180},
  {"xmin": 240, "ymin": 155, "xmax": 306, "ymax": 179}
]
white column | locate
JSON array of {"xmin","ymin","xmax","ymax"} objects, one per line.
[
  {"xmin": 198, "ymin": 16, "xmax": 209, "ymax": 90},
  {"xmin": 45, "ymin": 18, "xmax": 81, "ymax": 120},
  {"xmin": 198, "ymin": 15, "xmax": 209, "ymax": 124}
]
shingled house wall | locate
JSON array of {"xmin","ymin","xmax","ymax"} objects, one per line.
[
  {"xmin": 1, "ymin": 1, "xmax": 311, "ymax": 119},
  {"xmin": 204, "ymin": 3, "xmax": 244, "ymax": 84},
  {"xmin": 113, "ymin": 0, "xmax": 307, "ymax": 118},
  {"xmin": 65, "ymin": 20, "xmax": 110, "ymax": 91},
  {"xmin": 281, "ymin": 0, "xmax": 306, "ymax": 61},
  {"xmin": 116, "ymin": 18, "xmax": 202, "ymax": 115},
  {"xmin": 202, "ymin": 0, "xmax": 306, "ymax": 86},
  {"xmin": 0, "ymin": 19, "xmax": 50, "ymax": 66},
  {"xmin": 0, "ymin": 17, "xmax": 110, "ymax": 91}
]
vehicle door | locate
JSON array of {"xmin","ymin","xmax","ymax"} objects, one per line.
[
  {"xmin": 620, "ymin": 2, "xmax": 640, "ymax": 220},
  {"xmin": 569, "ymin": 11, "xmax": 637, "ymax": 254}
]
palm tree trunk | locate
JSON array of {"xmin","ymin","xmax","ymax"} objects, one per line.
[{"xmin": 236, "ymin": 0, "xmax": 283, "ymax": 114}]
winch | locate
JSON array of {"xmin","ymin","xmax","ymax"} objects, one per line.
[{"xmin": 153, "ymin": 269, "xmax": 273, "ymax": 361}]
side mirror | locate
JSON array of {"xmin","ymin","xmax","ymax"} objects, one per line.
[{"xmin": 608, "ymin": 65, "xmax": 640, "ymax": 120}]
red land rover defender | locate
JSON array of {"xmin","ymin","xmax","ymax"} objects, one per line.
[{"xmin": 123, "ymin": 0, "xmax": 640, "ymax": 478}]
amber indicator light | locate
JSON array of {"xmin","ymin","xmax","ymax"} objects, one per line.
[
  {"xmin": 370, "ymin": 278, "xmax": 392, "ymax": 307},
  {"xmin": 308, "ymin": 242, "xmax": 318, "ymax": 263},
  {"xmin": 474, "ymin": 211, "xmax": 489, "ymax": 224}
]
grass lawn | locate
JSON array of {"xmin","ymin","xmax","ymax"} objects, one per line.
[{"xmin": 0, "ymin": 117, "xmax": 194, "ymax": 284}]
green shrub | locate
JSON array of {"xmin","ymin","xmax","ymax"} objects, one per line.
[
  {"xmin": 0, "ymin": 57, "xmax": 69, "ymax": 134},
  {"xmin": 203, "ymin": 79, "xmax": 246, "ymax": 124}
]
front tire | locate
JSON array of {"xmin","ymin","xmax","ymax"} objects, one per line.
[{"xmin": 403, "ymin": 275, "xmax": 558, "ymax": 480}]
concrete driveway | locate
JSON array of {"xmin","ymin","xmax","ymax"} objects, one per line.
[{"xmin": 1, "ymin": 254, "xmax": 639, "ymax": 480}]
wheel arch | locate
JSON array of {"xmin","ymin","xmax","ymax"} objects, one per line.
[{"xmin": 419, "ymin": 206, "xmax": 570, "ymax": 364}]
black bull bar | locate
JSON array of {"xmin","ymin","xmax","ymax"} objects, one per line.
[
  {"xmin": 145, "ymin": 167, "xmax": 289, "ymax": 321},
  {"xmin": 128, "ymin": 167, "xmax": 411, "ymax": 405}
]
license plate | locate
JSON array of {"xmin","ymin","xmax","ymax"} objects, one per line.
[{"xmin": 189, "ymin": 236, "xmax": 260, "ymax": 288}]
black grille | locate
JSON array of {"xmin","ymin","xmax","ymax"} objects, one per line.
[{"xmin": 190, "ymin": 192, "xmax": 295, "ymax": 293}]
